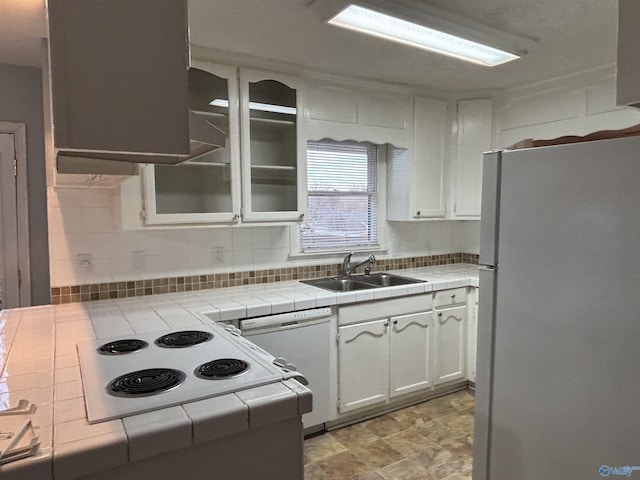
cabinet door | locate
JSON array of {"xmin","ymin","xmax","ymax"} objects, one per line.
[
  {"xmin": 240, "ymin": 69, "xmax": 306, "ymax": 222},
  {"xmin": 434, "ymin": 305, "xmax": 467, "ymax": 384},
  {"xmin": 413, "ymin": 97, "xmax": 447, "ymax": 218},
  {"xmin": 338, "ymin": 319, "xmax": 389, "ymax": 413},
  {"xmin": 143, "ymin": 64, "xmax": 241, "ymax": 224},
  {"xmin": 452, "ymin": 99, "xmax": 493, "ymax": 218},
  {"xmin": 389, "ymin": 311, "xmax": 433, "ymax": 398}
]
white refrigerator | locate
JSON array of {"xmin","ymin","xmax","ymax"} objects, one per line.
[{"xmin": 473, "ymin": 136, "xmax": 640, "ymax": 480}]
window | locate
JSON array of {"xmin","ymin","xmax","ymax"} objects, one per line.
[{"xmin": 300, "ymin": 140, "xmax": 378, "ymax": 251}]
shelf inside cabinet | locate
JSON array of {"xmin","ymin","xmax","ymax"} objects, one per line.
[
  {"xmin": 250, "ymin": 165, "xmax": 295, "ymax": 171},
  {"xmin": 180, "ymin": 161, "xmax": 231, "ymax": 167},
  {"xmin": 250, "ymin": 116, "xmax": 295, "ymax": 126}
]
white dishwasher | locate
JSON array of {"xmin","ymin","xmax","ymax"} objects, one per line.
[{"xmin": 240, "ymin": 307, "xmax": 334, "ymax": 433}]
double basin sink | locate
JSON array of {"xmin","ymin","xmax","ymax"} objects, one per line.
[{"xmin": 302, "ymin": 273, "xmax": 426, "ymax": 292}]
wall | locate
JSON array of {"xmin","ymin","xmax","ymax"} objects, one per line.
[
  {"xmin": 0, "ymin": 63, "xmax": 50, "ymax": 305},
  {"xmin": 47, "ymin": 184, "xmax": 480, "ymax": 288}
]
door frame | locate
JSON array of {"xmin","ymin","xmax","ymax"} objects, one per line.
[{"xmin": 0, "ymin": 122, "xmax": 31, "ymax": 307}]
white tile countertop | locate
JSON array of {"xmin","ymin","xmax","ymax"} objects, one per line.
[{"xmin": 0, "ymin": 264, "xmax": 478, "ymax": 480}]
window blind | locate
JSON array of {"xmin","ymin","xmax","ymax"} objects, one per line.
[{"xmin": 300, "ymin": 140, "xmax": 378, "ymax": 251}]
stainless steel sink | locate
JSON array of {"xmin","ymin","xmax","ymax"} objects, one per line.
[
  {"xmin": 354, "ymin": 273, "xmax": 426, "ymax": 287},
  {"xmin": 301, "ymin": 273, "xmax": 426, "ymax": 292},
  {"xmin": 301, "ymin": 277, "xmax": 376, "ymax": 292}
]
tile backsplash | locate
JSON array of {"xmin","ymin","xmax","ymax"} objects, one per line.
[
  {"xmin": 48, "ymin": 187, "xmax": 480, "ymax": 303},
  {"xmin": 51, "ymin": 253, "xmax": 479, "ymax": 304}
]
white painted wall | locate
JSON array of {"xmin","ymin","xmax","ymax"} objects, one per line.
[{"xmin": 47, "ymin": 183, "xmax": 479, "ymax": 287}]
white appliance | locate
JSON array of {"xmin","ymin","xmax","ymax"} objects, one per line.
[
  {"xmin": 473, "ymin": 137, "xmax": 640, "ymax": 480},
  {"xmin": 77, "ymin": 323, "xmax": 301, "ymax": 423},
  {"xmin": 240, "ymin": 307, "xmax": 333, "ymax": 433}
]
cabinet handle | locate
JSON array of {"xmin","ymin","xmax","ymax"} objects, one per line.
[
  {"xmin": 393, "ymin": 320, "xmax": 398, "ymax": 325},
  {"xmin": 299, "ymin": 213, "xmax": 305, "ymax": 221},
  {"xmin": 416, "ymin": 210, "xmax": 421, "ymax": 216},
  {"xmin": 384, "ymin": 321, "xmax": 389, "ymax": 327},
  {"xmin": 438, "ymin": 312, "xmax": 443, "ymax": 317},
  {"xmin": 451, "ymin": 294, "xmax": 456, "ymax": 299},
  {"xmin": 233, "ymin": 214, "xmax": 240, "ymax": 221}
]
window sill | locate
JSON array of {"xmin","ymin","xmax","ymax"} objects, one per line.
[{"xmin": 288, "ymin": 246, "xmax": 388, "ymax": 261}]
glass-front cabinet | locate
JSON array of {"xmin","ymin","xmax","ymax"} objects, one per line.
[
  {"xmin": 143, "ymin": 65, "xmax": 305, "ymax": 225},
  {"xmin": 240, "ymin": 69, "xmax": 306, "ymax": 222},
  {"xmin": 143, "ymin": 64, "xmax": 241, "ymax": 224}
]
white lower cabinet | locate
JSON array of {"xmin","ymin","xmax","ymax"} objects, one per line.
[
  {"xmin": 389, "ymin": 311, "xmax": 433, "ymax": 398},
  {"xmin": 338, "ymin": 311, "xmax": 433, "ymax": 414},
  {"xmin": 335, "ymin": 291, "xmax": 470, "ymax": 419},
  {"xmin": 337, "ymin": 319, "xmax": 390, "ymax": 413},
  {"xmin": 434, "ymin": 305, "xmax": 467, "ymax": 385}
]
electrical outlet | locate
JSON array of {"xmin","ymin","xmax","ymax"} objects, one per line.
[
  {"xmin": 213, "ymin": 247, "xmax": 224, "ymax": 264},
  {"xmin": 77, "ymin": 253, "xmax": 92, "ymax": 269}
]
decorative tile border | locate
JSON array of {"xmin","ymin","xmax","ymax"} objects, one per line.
[{"xmin": 50, "ymin": 253, "xmax": 479, "ymax": 305}]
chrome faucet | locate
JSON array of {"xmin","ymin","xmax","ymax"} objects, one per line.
[{"xmin": 342, "ymin": 253, "xmax": 375, "ymax": 277}]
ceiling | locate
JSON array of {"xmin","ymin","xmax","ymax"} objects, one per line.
[{"xmin": 0, "ymin": 0, "xmax": 618, "ymax": 93}]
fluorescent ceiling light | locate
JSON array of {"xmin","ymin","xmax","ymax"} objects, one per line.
[
  {"xmin": 328, "ymin": 4, "xmax": 520, "ymax": 67},
  {"xmin": 210, "ymin": 99, "xmax": 297, "ymax": 115}
]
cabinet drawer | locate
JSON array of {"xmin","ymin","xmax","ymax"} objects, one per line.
[
  {"xmin": 434, "ymin": 288, "xmax": 467, "ymax": 307},
  {"xmin": 339, "ymin": 294, "xmax": 432, "ymax": 326}
]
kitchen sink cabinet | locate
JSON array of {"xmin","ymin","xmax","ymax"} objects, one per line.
[
  {"xmin": 336, "ymin": 294, "xmax": 434, "ymax": 414},
  {"xmin": 387, "ymin": 96, "xmax": 449, "ymax": 221},
  {"xmin": 389, "ymin": 311, "xmax": 433, "ymax": 398},
  {"xmin": 337, "ymin": 319, "xmax": 390, "ymax": 413},
  {"xmin": 142, "ymin": 64, "xmax": 306, "ymax": 225},
  {"xmin": 450, "ymin": 99, "xmax": 493, "ymax": 219},
  {"xmin": 433, "ymin": 304, "xmax": 467, "ymax": 385}
]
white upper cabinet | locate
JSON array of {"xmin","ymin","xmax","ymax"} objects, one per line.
[
  {"xmin": 451, "ymin": 99, "xmax": 493, "ymax": 219},
  {"xmin": 142, "ymin": 65, "xmax": 306, "ymax": 225},
  {"xmin": 306, "ymin": 85, "xmax": 358, "ymax": 124},
  {"xmin": 142, "ymin": 65, "xmax": 241, "ymax": 224},
  {"xmin": 240, "ymin": 69, "xmax": 306, "ymax": 222},
  {"xmin": 304, "ymin": 80, "xmax": 412, "ymax": 147},
  {"xmin": 387, "ymin": 97, "xmax": 448, "ymax": 221}
]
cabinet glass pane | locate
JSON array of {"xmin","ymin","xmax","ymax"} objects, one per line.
[
  {"xmin": 153, "ymin": 69, "xmax": 233, "ymax": 215},
  {"xmin": 248, "ymin": 80, "xmax": 297, "ymax": 213},
  {"xmin": 154, "ymin": 162, "xmax": 232, "ymax": 214}
]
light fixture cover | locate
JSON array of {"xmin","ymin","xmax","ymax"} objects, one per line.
[{"xmin": 329, "ymin": 4, "xmax": 520, "ymax": 67}]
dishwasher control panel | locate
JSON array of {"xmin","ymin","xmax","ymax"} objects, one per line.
[{"xmin": 241, "ymin": 307, "xmax": 333, "ymax": 331}]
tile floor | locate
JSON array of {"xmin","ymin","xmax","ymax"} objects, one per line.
[{"xmin": 304, "ymin": 389, "xmax": 474, "ymax": 480}]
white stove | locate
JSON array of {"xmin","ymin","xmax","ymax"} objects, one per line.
[{"xmin": 77, "ymin": 323, "xmax": 292, "ymax": 424}]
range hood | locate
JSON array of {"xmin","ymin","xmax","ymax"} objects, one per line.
[
  {"xmin": 617, "ymin": 0, "xmax": 640, "ymax": 108},
  {"xmin": 56, "ymin": 111, "xmax": 226, "ymax": 167},
  {"xmin": 47, "ymin": 0, "xmax": 224, "ymax": 168}
]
